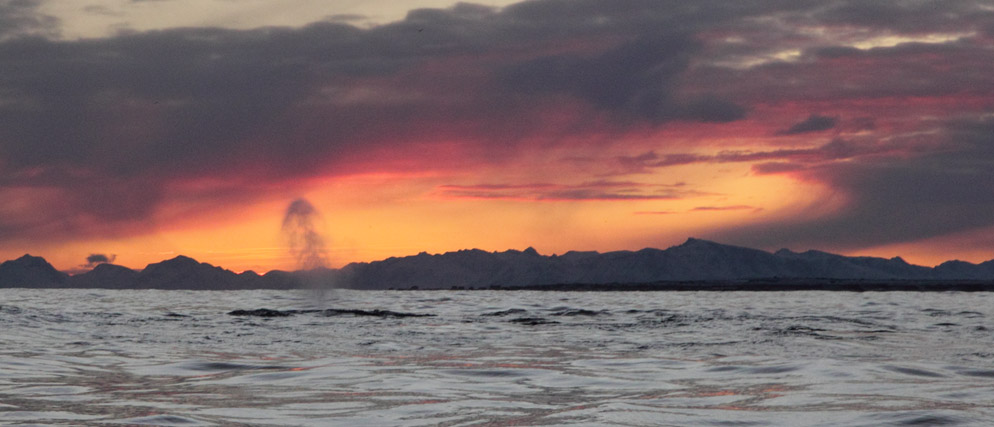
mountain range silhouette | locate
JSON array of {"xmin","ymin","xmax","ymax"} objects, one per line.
[{"xmin": 3, "ymin": 238, "xmax": 994, "ymax": 290}]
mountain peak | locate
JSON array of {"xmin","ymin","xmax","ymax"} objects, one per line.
[
  {"xmin": 522, "ymin": 247, "xmax": 540, "ymax": 256},
  {"xmin": 136, "ymin": 254, "xmax": 240, "ymax": 290},
  {"xmin": 141, "ymin": 255, "xmax": 204, "ymax": 271},
  {"xmin": 162, "ymin": 255, "xmax": 198, "ymax": 264},
  {"xmin": 139, "ymin": 255, "xmax": 221, "ymax": 276},
  {"xmin": 5, "ymin": 254, "xmax": 62, "ymax": 273},
  {"xmin": 678, "ymin": 237, "xmax": 704, "ymax": 246},
  {"xmin": 12, "ymin": 254, "xmax": 52, "ymax": 266},
  {"xmin": 675, "ymin": 237, "xmax": 729, "ymax": 250}
]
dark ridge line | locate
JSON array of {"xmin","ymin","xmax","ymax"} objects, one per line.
[
  {"xmin": 396, "ymin": 280, "xmax": 994, "ymax": 292},
  {"xmin": 8, "ymin": 238, "xmax": 994, "ymax": 290}
]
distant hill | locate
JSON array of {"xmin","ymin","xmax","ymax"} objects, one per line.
[
  {"xmin": 0, "ymin": 255, "xmax": 69, "ymax": 288},
  {"xmin": 2, "ymin": 238, "xmax": 994, "ymax": 290}
]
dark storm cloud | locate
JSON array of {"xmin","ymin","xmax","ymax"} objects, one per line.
[
  {"xmin": 709, "ymin": 116, "xmax": 994, "ymax": 251},
  {"xmin": 779, "ymin": 115, "xmax": 838, "ymax": 135},
  {"xmin": 500, "ymin": 35, "xmax": 695, "ymax": 124},
  {"xmin": 690, "ymin": 38, "xmax": 994, "ymax": 105},
  {"xmin": 499, "ymin": 34, "xmax": 747, "ymax": 124},
  {"xmin": 679, "ymin": 96, "xmax": 748, "ymax": 123},
  {"xmin": 0, "ymin": 22, "xmax": 405, "ymax": 236},
  {"xmin": 0, "ymin": 0, "xmax": 58, "ymax": 40},
  {"xmin": 1, "ymin": 0, "xmax": 993, "ymax": 243},
  {"xmin": 0, "ymin": 0, "xmax": 774, "ymax": 239}
]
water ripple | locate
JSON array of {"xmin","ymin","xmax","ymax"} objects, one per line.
[{"xmin": 2, "ymin": 289, "xmax": 994, "ymax": 425}]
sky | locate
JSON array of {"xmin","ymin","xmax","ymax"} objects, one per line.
[{"xmin": 2, "ymin": 0, "xmax": 994, "ymax": 273}]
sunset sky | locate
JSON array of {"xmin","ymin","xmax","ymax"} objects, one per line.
[{"xmin": 2, "ymin": 0, "xmax": 994, "ymax": 273}]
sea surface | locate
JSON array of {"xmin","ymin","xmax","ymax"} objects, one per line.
[{"xmin": 2, "ymin": 289, "xmax": 994, "ymax": 426}]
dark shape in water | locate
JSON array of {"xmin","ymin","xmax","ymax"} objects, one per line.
[
  {"xmin": 548, "ymin": 308, "xmax": 608, "ymax": 316},
  {"xmin": 187, "ymin": 362, "xmax": 288, "ymax": 371},
  {"xmin": 509, "ymin": 317, "xmax": 558, "ymax": 325},
  {"xmin": 0, "ymin": 305, "xmax": 23, "ymax": 315},
  {"xmin": 229, "ymin": 308, "xmax": 293, "ymax": 317},
  {"xmin": 318, "ymin": 308, "xmax": 434, "ymax": 318},
  {"xmin": 228, "ymin": 308, "xmax": 434, "ymax": 318},
  {"xmin": 884, "ymin": 365, "xmax": 947, "ymax": 378},
  {"xmin": 482, "ymin": 308, "xmax": 528, "ymax": 316}
]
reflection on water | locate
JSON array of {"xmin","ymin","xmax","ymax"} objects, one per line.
[{"xmin": 1, "ymin": 290, "xmax": 993, "ymax": 425}]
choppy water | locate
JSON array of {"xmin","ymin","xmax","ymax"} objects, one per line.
[{"xmin": 2, "ymin": 289, "xmax": 994, "ymax": 426}]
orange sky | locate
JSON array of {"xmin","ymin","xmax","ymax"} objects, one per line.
[{"xmin": 2, "ymin": 1, "xmax": 994, "ymax": 273}]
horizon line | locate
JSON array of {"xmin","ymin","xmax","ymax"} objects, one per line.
[{"xmin": 5, "ymin": 237, "xmax": 987, "ymax": 276}]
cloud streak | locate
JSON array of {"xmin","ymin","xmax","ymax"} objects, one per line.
[
  {"xmin": 778, "ymin": 115, "xmax": 838, "ymax": 135},
  {"xmin": 437, "ymin": 181, "xmax": 692, "ymax": 201},
  {"xmin": 613, "ymin": 137, "xmax": 918, "ymax": 175}
]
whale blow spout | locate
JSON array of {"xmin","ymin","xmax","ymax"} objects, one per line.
[
  {"xmin": 282, "ymin": 198, "xmax": 329, "ymax": 271},
  {"xmin": 282, "ymin": 198, "xmax": 336, "ymax": 304}
]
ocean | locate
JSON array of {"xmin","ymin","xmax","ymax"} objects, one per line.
[{"xmin": 1, "ymin": 289, "xmax": 993, "ymax": 426}]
